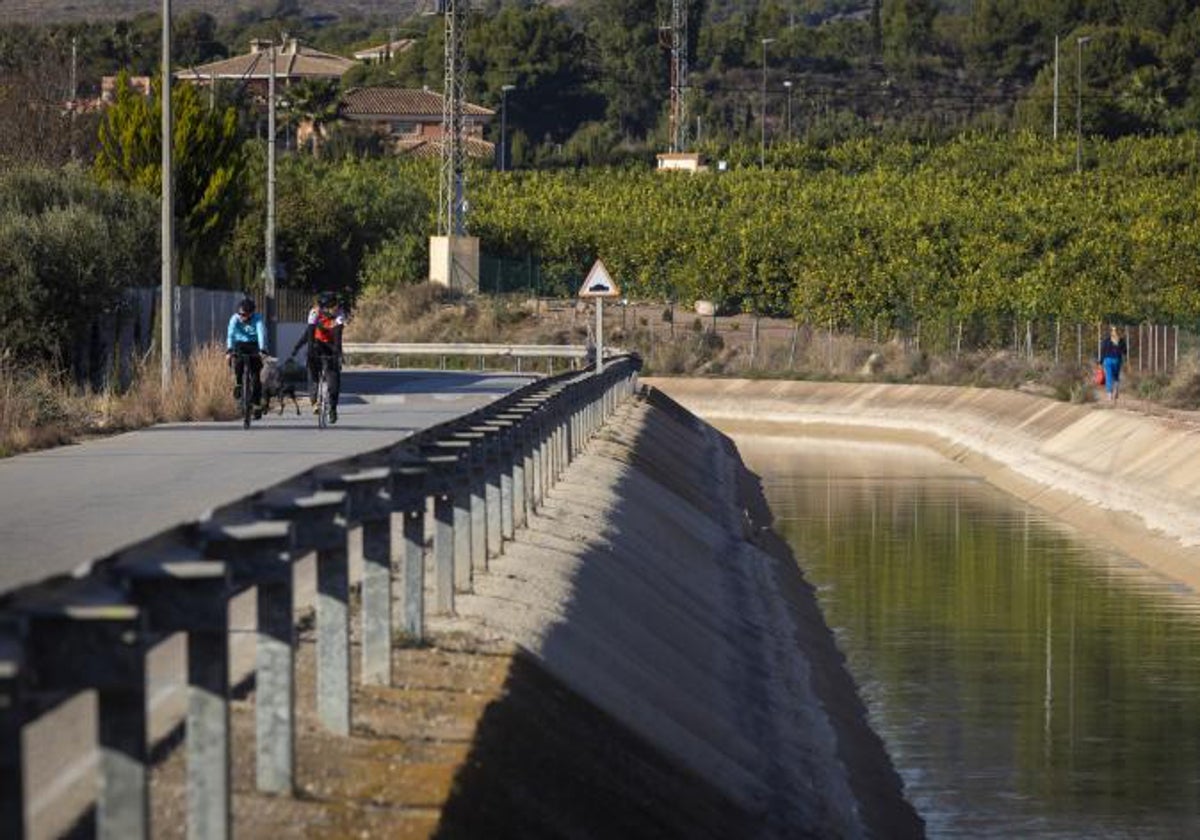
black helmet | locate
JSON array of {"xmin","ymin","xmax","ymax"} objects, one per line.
[
  {"xmin": 316, "ymin": 291, "xmax": 338, "ymax": 309},
  {"xmin": 237, "ymin": 296, "xmax": 256, "ymax": 315}
]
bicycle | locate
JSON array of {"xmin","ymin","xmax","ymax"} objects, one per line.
[{"xmin": 230, "ymin": 348, "xmax": 260, "ymax": 430}]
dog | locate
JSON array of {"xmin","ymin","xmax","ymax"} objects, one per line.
[{"xmin": 262, "ymin": 355, "xmax": 304, "ymax": 416}]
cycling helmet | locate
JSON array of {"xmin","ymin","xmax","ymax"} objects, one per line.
[
  {"xmin": 316, "ymin": 291, "xmax": 338, "ymax": 309},
  {"xmin": 237, "ymin": 296, "xmax": 256, "ymax": 315}
]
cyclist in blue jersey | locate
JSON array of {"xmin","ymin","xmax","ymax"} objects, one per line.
[{"xmin": 226, "ymin": 296, "xmax": 268, "ymax": 419}]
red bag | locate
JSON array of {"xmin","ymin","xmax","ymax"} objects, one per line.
[{"xmin": 1094, "ymin": 364, "xmax": 1106, "ymax": 386}]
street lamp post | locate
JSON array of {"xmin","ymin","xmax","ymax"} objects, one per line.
[
  {"xmin": 760, "ymin": 37, "xmax": 775, "ymax": 169},
  {"xmin": 783, "ymin": 80, "xmax": 793, "ymax": 139},
  {"xmin": 499, "ymin": 83, "xmax": 515, "ymax": 172},
  {"xmin": 1076, "ymin": 35, "xmax": 1091, "ymax": 174}
]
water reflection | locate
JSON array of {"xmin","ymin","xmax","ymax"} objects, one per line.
[{"xmin": 739, "ymin": 435, "xmax": 1200, "ymax": 839}]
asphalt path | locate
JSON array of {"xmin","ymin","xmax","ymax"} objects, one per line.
[{"xmin": 0, "ymin": 369, "xmax": 534, "ymax": 593}]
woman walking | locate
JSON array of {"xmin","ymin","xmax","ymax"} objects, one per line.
[{"xmin": 1100, "ymin": 325, "xmax": 1128, "ymax": 401}]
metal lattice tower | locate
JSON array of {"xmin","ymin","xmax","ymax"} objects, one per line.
[
  {"xmin": 668, "ymin": 0, "xmax": 689, "ymax": 153},
  {"xmin": 437, "ymin": 0, "xmax": 467, "ymax": 237}
]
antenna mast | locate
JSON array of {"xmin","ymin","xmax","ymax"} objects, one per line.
[
  {"xmin": 437, "ymin": 0, "xmax": 467, "ymax": 237},
  {"xmin": 668, "ymin": 0, "xmax": 689, "ymax": 152}
]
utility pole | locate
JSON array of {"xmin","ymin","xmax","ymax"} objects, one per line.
[
  {"xmin": 161, "ymin": 0, "xmax": 175, "ymax": 391},
  {"xmin": 1052, "ymin": 34, "xmax": 1059, "ymax": 141},
  {"xmin": 69, "ymin": 37, "xmax": 77, "ymax": 162},
  {"xmin": 499, "ymin": 83, "xmax": 513, "ymax": 172},
  {"xmin": 668, "ymin": 0, "xmax": 689, "ymax": 153},
  {"xmin": 784, "ymin": 80, "xmax": 793, "ymax": 139},
  {"xmin": 265, "ymin": 43, "xmax": 278, "ymax": 353},
  {"xmin": 760, "ymin": 37, "xmax": 775, "ymax": 170},
  {"xmin": 1076, "ymin": 35, "xmax": 1091, "ymax": 174}
]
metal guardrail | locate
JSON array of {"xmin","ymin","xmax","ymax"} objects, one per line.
[
  {"xmin": 0, "ymin": 354, "xmax": 642, "ymax": 839},
  {"xmin": 343, "ymin": 342, "xmax": 590, "ymax": 359}
]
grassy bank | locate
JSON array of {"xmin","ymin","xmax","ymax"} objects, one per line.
[{"xmin": 0, "ymin": 344, "xmax": 236, "ymax": 457}]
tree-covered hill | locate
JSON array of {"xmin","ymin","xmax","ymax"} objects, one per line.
[{"xmin": 5, "ymin": 0, "xmax": 1200, "ymax": 162}]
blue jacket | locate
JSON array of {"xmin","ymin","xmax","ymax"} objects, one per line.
[{"xmin": 227, "ymin": 312, "xmax": 267, "ymax": 353}]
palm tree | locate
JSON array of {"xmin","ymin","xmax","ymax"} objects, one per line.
[{"xmin": 282, "ymin": 78, "xmax": 340, "ymax": 155}]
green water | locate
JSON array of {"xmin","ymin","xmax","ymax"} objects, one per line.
[{"xmin": 743, "ymin": 435, "xmax": 1200, "ymax": 838}]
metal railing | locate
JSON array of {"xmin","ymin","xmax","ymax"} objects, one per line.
[
  {"xmin": 343, "ymin": 341, "xmax": 595, "ymax": 374},
  {"xmin": 0, "ymin": 355, "xmax": 642, "ymax": 839}
]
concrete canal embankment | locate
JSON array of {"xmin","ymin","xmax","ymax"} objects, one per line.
[
  {"xmin": 651, "ymin": 378, "xmax": 1200, "ymax": 594},
  {"xmin": 426, "ymin": 387, "xmax": 921, "ymax": 838}
]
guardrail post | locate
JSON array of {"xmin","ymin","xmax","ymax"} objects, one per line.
[
  {"xmin": 448, "ymin": 428, "xmax": 487, "ymax": 578},
  {"xmin": 452, "ymin": 458, "xmax": 473, "ymax": 592},
  {"xmin": 415, "ymin": 446, "xmax": 466, "ymax": 614},
  {"xmin": 0, "ymin": 626, "xmax": 24, "ymax": 839},
  {"xmin": 493, "ymin": 419, "xmax": 517, "ymax": 542},
  {"xmin": 315, "ymin": 466, "xmax": 393, "ymax": 687},
  {"xmin": 499, "ymin": 411, "xmax": 530, "ymax": 530},
  {"xmin": 390, "ymin": 459, "xmax": 429, "ymax": 642},
  {"xmin": 469, "ymin": 442, "xmax": 488, "ymax": 574},
  {"xmin": 259, "ymin": 489, "xmax": 351, "ymax": 736},
  {"xmin": 483, "ymin": 431, "xmax": 503, "ymax": 558},
  {"xmin": 22, "ymin": 583, "xmax": 148, "ymax": 839},
  {"xmin": 115, "ymin": 543, "xmax": 232, "ymax": 840},
  {"xmin": 200, "ymin": 519, "xmax": 294, "ymax": 795}
]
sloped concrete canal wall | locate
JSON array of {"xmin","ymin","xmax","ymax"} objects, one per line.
[{"xmin": 432, "ymin": 387, "xmax": 922, "ymax": 838}]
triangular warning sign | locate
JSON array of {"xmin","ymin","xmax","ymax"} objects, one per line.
[{"xmin": 578, "ymin": 260, "xmax": 620, "ymax": 298}]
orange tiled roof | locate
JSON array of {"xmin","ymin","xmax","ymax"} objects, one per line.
[
  {"xmin": 394, "ymin": 135, "xmax": 496, "ymax": 160},
  {"xmin": 340, "ymin": 87, "xmax": 493, "ymax": 120},
  {"xmin": 176, "ymin": 39, "xmax": 356, "ymax": 82}
]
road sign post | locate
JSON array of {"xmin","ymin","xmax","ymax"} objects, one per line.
[{"xmin": 578, "ymin": 260, "xmax": 621, "ymax": 375}]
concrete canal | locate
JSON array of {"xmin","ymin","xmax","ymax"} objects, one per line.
[{"xmin": 656, "ymin": 379, "xmax": 1200, "ymax": 838}]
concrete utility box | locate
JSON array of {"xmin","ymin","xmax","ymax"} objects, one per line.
[
  {"xmin": 655, "ymin": 152, "xmax": 707, "ymax": 173},
  {"xmin": 429, "ymin": 235, "xmax": 480, "ymax": 294}
]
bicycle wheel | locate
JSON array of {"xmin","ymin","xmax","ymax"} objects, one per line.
[
  {"xmin": 317, "ymin": 369, "xmax": 329, "ymax": 429},
  {"xmin": 242, "ymin": 361, "xmax": 253, "ymax": 429}
]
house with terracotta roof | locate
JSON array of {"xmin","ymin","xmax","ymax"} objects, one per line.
[
  {"xmin": 331, "ymin": 87, "xmax": 495, "ymax": 159},
  {"xmin": 175, "ymin": 37, "xmax": 357, "ymax": 95}
]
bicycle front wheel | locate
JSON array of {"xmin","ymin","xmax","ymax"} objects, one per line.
[
  {"xmin": 242, "ymin": 363, "xmax": 253, "ymax": 429},
  {"xmin": 317, "ymin": 375, "xmax": 330, "ymax": 429}
]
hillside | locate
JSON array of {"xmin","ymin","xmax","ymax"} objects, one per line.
[{"xmin": 0, "ymin": 0, "xmax": 420, "ymax": 24}]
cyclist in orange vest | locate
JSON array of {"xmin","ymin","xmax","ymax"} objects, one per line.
[{"xmin": 290, "ymin": 291, "xmax": 345, "ymax": 423}]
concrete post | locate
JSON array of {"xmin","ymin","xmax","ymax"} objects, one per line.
[
  {"xmin": 255, "ymin": 578, "xmax": 293, "ymax": 792},
  {"xmin": 390, "ymin": 462, "xmax": 429, "ymax": 643},
  {"xmin": 453, "ymin": 469, "xmax": 473, "ymax": 593},
  {"xmin": 199, "ymin": 519, "xmax": 294, "ymax": 796},
  {"xmin": 470, "ymin": 457, "xmax": 487, "ymax": 574},
  {"xmin": 187, "ymin": 626, "xmax": 230, "ymax": 840},
  {"xmin": 315, "ymin": 466, "xmax": 393, "ymax": 688},
  {"xmin": 25, "ymin": 593, "xmax": 149, "ymax": 840},
  {"xmin": 98, "ymin": 685, "xmax": 149, "ymax": 840},
  {"xmin": 316, "ymin": 539, "xmax": 351, "ymax": 735},
  {"xmin": 360, "ymin": 516, "xmax": 391, "ymax": 685},
  {"xmin": 401, "ymin": 504, "xmax": 425, "ymax": 638},
  {"xmin": 497, "ymin": 425, "xmax": 515, "ymax": 542},
  {"xmin": 258, "ymin": 489, "xmax": 351, "ymax": 737},
  {"xmin": 0, "ymin": 631, "xmax": 25, "ymax": 840},
  {"xmin": 434, "ymin": 491, "xmax": 455, "ymax": 614}
]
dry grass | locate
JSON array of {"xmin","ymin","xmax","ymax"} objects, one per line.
[{"xmin": 0, "ymin": 344, "xmax": 237, "ymax": 458}]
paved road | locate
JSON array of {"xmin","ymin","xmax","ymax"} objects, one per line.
[{"xmin": 0, "ymin": 369, "xmax": 533, "ymax": 593}]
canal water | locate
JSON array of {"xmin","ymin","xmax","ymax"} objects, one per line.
[{"xmin": 739, "ymin": 434, "xmax": 1200, "ymax": 839}]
